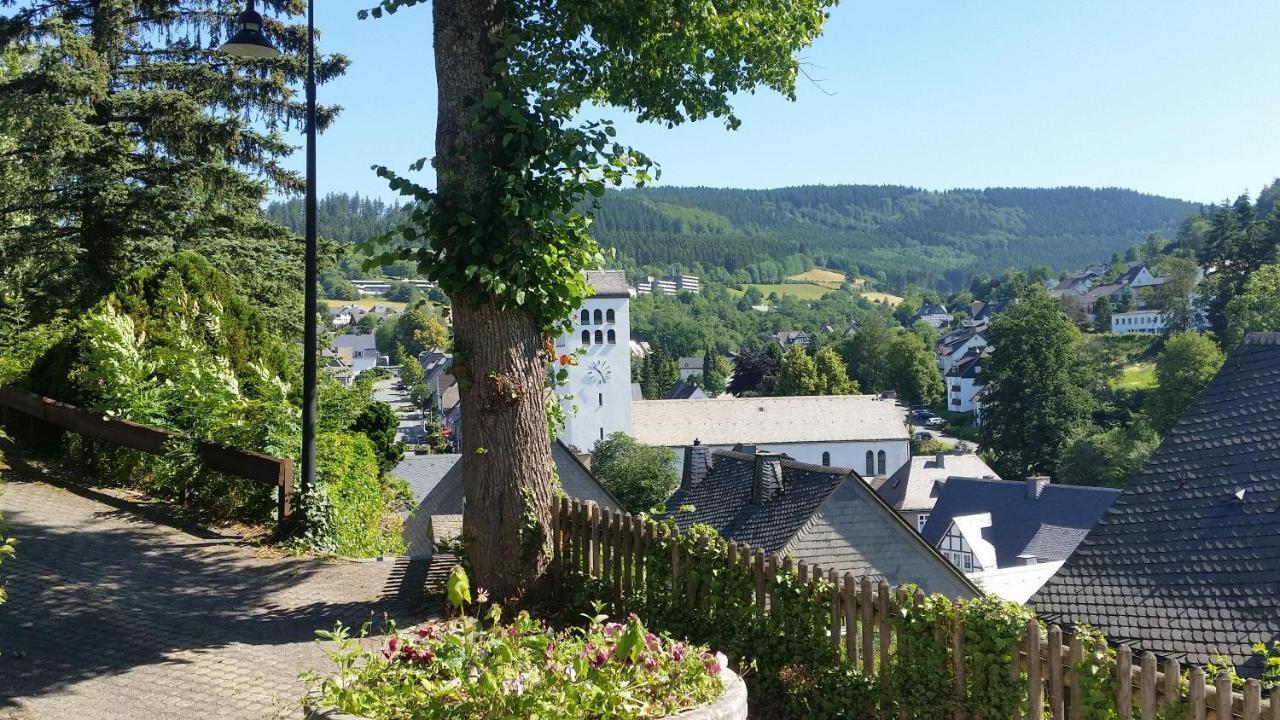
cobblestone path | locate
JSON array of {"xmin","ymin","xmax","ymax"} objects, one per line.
[{"xmin": 0, "ymin": 467, "xmax": 443, "ymax": 720}]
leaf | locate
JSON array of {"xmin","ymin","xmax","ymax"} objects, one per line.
[
  {"xmin": 446, "ymin": 565, "xmax": 471, "ymax": 609},
  {"xmin": 615, "ymin": 618, "xmax": 646, "ymax": 664}
]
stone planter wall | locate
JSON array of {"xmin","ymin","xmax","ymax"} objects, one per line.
[{"xmin": 304, "ymin": 666, "xmax": 748, "ymax": 720}]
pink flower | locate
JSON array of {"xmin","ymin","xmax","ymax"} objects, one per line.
[
  {"xmin": 602, "ymin": 622, "xmax": 624, "ymax": 637},
  {"xmin": 413, "ymin": 623, "xmax": 441, "ymax": 640},
  {"xmin": 381, "ymin": 637, "xmax": 401, "ymax": 660},
  {"xmin": 508, "ymin": 627, "xmax": 521, "ymax": 639},
  {"xmin": 402, "ymin": 647, "xmax": 434, "ymax": 665},
  {"xmin": 642, "ymin": 653, "xmax": 659, "ymax": 672},
  {"xmin": 701, "ymin": 651, "xmax": 727, "ymax": 675},
  {"xmin": 644, "ymin": 632, "xmax": 660, "ymax": 651},
  {"xmin": 544, "ymin": 641, "xmax": 556, "ymax": 660},
  {"xmin": 670, "ymin": 642, "xmax": 686, "ymax": 662}
]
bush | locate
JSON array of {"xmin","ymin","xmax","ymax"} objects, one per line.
[
  {"xmin": 305, "ymin": 608, "xmax": 724, "ymax": 719},
  {"xmin": 589, "ymin": 433, "xmax": 679, "ymax": 512},
  {"xmin": 351, "ymin": 402, "xmax": 405, "ymax": 474},
  {"xmin": 297, "ymin": 432, "xmax": 406, "ymax": 558}
]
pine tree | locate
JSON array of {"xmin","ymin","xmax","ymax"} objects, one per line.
[
  {"xmin": 0, "ymin": 1, "xmax": 347, "ymax": 332},
  {"xmin": 1092, "ymin": 297, "xmax": 1113, "ymax": 333},
  {"xmin": 700, "ymin": 348, "xmax": 729, "ymax": 397}
]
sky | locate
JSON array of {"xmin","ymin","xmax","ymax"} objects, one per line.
[{"xmin": 284, "ymin": 0, "xmax": 1280, "ymax": 205}]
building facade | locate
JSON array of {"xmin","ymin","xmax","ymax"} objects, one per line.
[
  {"xmin": 1111, "ymin": 310, "xmax": 1166, "ymax": 335},
  {"xmin": 557, "ymin": 270, "xmax": 634, "ymax": 454}
]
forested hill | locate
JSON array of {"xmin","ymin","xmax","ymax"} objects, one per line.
[{"xmin": 590, "ymin": 185, "xmax": 1199, "ymax": 289}]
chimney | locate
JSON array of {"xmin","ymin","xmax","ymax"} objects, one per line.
[
  {"xmin": 1026, "ymin": 475, "xmax": 1050, "ymax": 499},
  {"xmin": 681, "ymin": 439, "xmax": 713, "ymax": 491},
  {"xmin": 752, "ymin": 451, "xmax": 785, "ymax": 505},
  {"xmin": 934, "ymin": 453, "xmax": 946, "ymax": 469}
]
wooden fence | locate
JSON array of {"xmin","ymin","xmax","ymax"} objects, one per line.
[
  {"xmin": 0, "ymin": 387, "xmax": 295, "ymax": 528},
  {"xmin": 552, "ymin": 497, "xmax": 1278, "ymax": 720}
]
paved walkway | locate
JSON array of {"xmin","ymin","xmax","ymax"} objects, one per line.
[{"xmin": 0, "ymin": 463, "xmax": 445, "ymax": 720}]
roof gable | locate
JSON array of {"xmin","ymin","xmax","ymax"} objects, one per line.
[{"xmin": 1031, "ymin": 333, "xmax": 1280, "ymax": 676}]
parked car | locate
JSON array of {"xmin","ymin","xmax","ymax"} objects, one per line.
[
  {"xmin": 914, "ymin": 430, "xmax": 935, "ymax": 441},
  {"xmin": 910, "ymin": 409, "xmax": 935, "ymax": 421},
  {"xmin": 925, "ymin": 417, "xmax": 948, "ymax": 428}
]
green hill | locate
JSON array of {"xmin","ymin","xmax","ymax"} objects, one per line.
[{"xmin": 589, "ymin": 185, "xmax": 1200, "ymax": 289}]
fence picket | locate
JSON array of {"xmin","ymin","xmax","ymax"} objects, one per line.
[
  {"xmin": 843, "ymin": 573, "xmax": 857, "ymax": 666},
  {"xmin": 1027, "ymin": 620, "xmax": 1042, "ymax": 720},
  {"xmin": 860, "ymin": 576, "xmax": 874, "ymax": 676},
  {"xmin": 1244, "ymin": 679, "xmax": 1261, "ymax": 720},
  {"xmin": 1189, "ymin": 667, "xmax": 1206, "ymax": 720},
  {"xmin": 1163, "ymin": 658, "xmax": 1181, "ymax": 715},
  {"xmin": 1269, "ymin": 685, "xmax": 1279, "ymax": 720},
  {"xmin": 1048, "ymin": 625, "xmax": 1064, "ymax": 720},
  {"xmin": 1216, "ymin": 670, "xmax": 1232, "ymax": 720},
  {"xmin": 952, "ymin": 619, "xmax": 965, "ymax": 720},
  {"xmin": 611, "ymin": 510, "xmax": 624, "ymax": 602},
  {"xmin": 754, "ymin": 550, "xmax": 767, "ymax": 611},
  {"xmin": 829, "ymin": 568, "xmax": 841, "ymax": 654},
  {"xmin": 1117, "ymin": 645, "xmax": 1132, "ymax": 720},
  {"xmin": 1140, "ymin": 653, "xmax": 1156, "ymax": 719},
  {"xmin": 1068, "ymin": 632, "xmax": 1082, "ymax": 720},
  {"xmin": 878, "ymin": 581, "xmax": 891, "ymax": 689}
]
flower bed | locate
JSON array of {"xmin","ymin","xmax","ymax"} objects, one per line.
[{"xmin": 304, "ymin": 608, "xmax": 736, "ymax": 720}]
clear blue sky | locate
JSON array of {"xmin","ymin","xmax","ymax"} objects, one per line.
[{"xmin": 287, "ymin": 0, "xmax": 1280, "ymax": 205}]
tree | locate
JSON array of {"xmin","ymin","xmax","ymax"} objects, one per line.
[
  {"xmin": 885, "ymin": 333, "xmax": 943, "ymax": 407},
  {"xmin": 700, "ymin": 350, "xmax": 730, "ymax": 398},
  {"xmin": 1092, "ymin": 297, "xmax": 1113, "ymax": 333},
  {"xmin": 729, "ymin": 348, "xmax": 779, "ymax": 396},
  {"xmin": 351, "ymin": 402, "xmax": 406, "ymax": 474},
  {"xmin": 589, "ymin": 433, "xmax": 679, "ymax": 513},
  {"xmin": 365, "ymin": 0, "xmax": 835, "ymax": 598},
  {"xmin": 1225, "ymin": 263, "xmax": 1280, "ymax": 348},
  {"xmin": 814, "ymin": 346, "xmax": 858, "ymax": 395},
  {"xmin": 839, "ymin": 320, "xmax": 894, "ymax": 392},
  {"xmin": 0, "ymin": 2, "xmax": 345, "ymax": 334},
  {"xmin": 639, "ymin": 347, "xmax": 680, "ymax": 399},
  {"xmin": 1145, "ymin": 332, "xmax": 1225, "ymax": 434},
  {"xmin": 399, "ymin": 357, "xmax": 425, "ymax": 388},
  {"xmin": 1147, "ymin": 256, "xmax": 1200, "ymax": 334},
  {"xmin": 777, "ymin": 345, "xmax": 819, "ymax": 396},
  {"xmin": 1055, "ymin": 421, "xmax": 1161, "ymax": 488},
  {"xmin": 979, "ymin": 287, "xmax": 1095, "ymax": 478},
  {"xmin": 1198, "ymin": 196, "xmax": 1280, "ymax": 341}
]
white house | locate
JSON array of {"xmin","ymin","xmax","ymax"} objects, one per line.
[
  {"xmin": 936, "ymin": 325, "xmax": 988, "ymax": 375},
  {"xmin": 632, "ymin": 394, "xmax": 911, "ymax": 480},
  {"xmin": 912, "ymin": 303, "xmax": 953, "ymax": 330},
  {"xmin": 678, "ymin": 356, "xmax": 702, "ymax": 380},
  {"xmin": 945, "ymin": 347, "xmax": 987, "ymax": 414},
  {"xmin": 1111, "ymin": 310, "xmax": 1166, "ymax": 335},
  {"xmin": 332, "ymin": 334, "xmax": 380, "ymax": 375},
  {"xmin": 557, "ymin": 270, "xmax": 634, "ymax": 454}
]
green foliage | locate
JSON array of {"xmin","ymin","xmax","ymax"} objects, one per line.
[
  {"xmin": 1146, "ymin": 333, "xmax": 1225, "ymax": 434},
  {"xmin": 446, "ymin": 565, "xmax": 472, "ymax": 610},
  {"xmin": 637, "ymin": 348, "xmax": 680, "ymax": 400},
  {"xmin": 700, "ymin": 351, "xmax": 730, "ymax": 398},
  {"xmin": 888, "ymin": 591, "xmax": 956, "ymax": 720},
  {"xmin": 1254, "ymin": 642, "xmax": 1280, "ymax": 691},
  {"xmin": 1147, "ymin": 255, "xmax": 1201, "ymax": 334},
  {"xmin": 1070, "ymin": 625, "xmax": 1118, "ymax": 720},
  {"xmin": 776, "ymin": 345, "xmax": 819, "ymax": 396},
  {"xmin": 589, "ymin": 433, "xmax": 679, "ymax": 513},
  {"xmin": 962, "ymin": 594, "xmax": 1034, "ymax": 720},
  {"xmin": 352, "ymin": 402, "xmax": 407, "ymax": 475},
  {"xmin": 980, "ymin": 287, "xmax": 1096, "ymax": 478},
  {"xmin": 305, "ymin": 609, "xmax": 723, "ymax": 720},
  {"xmin": 0, "ymin": 431, "xmax": 13, "ymax": 605},
  {"xmin": 885, "ymin": 332, "xmax": 944, "ymax": 407},
  {"xmin": 1225, "ymin": 262, "xmax": 1280, "ymax": 348},
  {"xmin": 912, "ymin": 438, "xmax": 953, "ymax": 456},
  {"xmin": 299, "ymin": 432, "xmax": 406, "ymax": 558},
  {"xmin": 1056, "ymin": 421, "xmax": 1161, "ymax": 488},
  {"xmin": 1197, "ymin": 192, "xmax": 1280, "ymax": 341},
  {"xmin": 814, "ymin": 346, "xmax": 859, "ymax": 395}
]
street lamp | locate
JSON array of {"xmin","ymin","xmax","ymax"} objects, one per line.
[{"xmin": 222, "ymin": 0, "xmax": 320, "ymax": 500}]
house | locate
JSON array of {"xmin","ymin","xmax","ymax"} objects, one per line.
[
  {"xmin": 397, "ymin": 440, "xmax": 621, "ymax": 557},
  {"xmin": 773, "ymin": 330, "xmax": 811, "ymax": 349},
  {"xmin": 418, "ymin": 349, "xmax": 453, "ymax": 398},
  {"xmin": 556, "ymin": 270, "xmax": 633, "ymax": 454},
  {"xmin": 632, "ymin": 394, "xmax": 911, "ymax": 480},
  {"xmin": 1031, "ymin": 333, "xmax": 1280, "ymax": 677},
  {"xmin": 874, "ymin": 449, "xmax": 1001, "ymax": 532},
  {"xmin": 628, "ymin": 340, "xmax": 651, "ymax": 358},
  {"xmin": 1116, "ymin": 261, "xmax": 1163, "ymax": 290},
  {"xmin": 969, "ymin": 298, "xmax": 1012, "ymax": 323},
  {"xmin": 667, "ymin": 447, "xmax": 976, "ymax": 598},
  {"xmin": 921, "ymin": 477, "xmax": 1119, "ymax": 601},
  {"xmin": 1111, "ymin": 310, "xmax": 1166, "ymax": 335},
  {"xmin": 677, "ymin": 356, "xmax": 703, "ymax": 380},
  {"xmin": 936, "ymin": 324, "xmax": 988, "ymax": 375},
  {"xmin": 945, "ymin": 346, "xmax": 988, "ymax": 414},
  {"xmin": 1079, "ymin": 283, "xmax": 1131, "ymax": 308},
  {"xmin": 632, "ymin": 274, "xmax": 700, "ymax": 295},
  {"xmin": 912, "ymin": 303, "xmax": 953, "ymax": 330},
  {"xmin": 331, "ymin": 334, "xmax": 381, "ymax": 375},
  {"xmin": 663, "ymin": 380, "xmax": 707, "ymax": 400}
]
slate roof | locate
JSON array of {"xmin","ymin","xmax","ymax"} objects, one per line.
[
  {"xmin": 332, "ymin": 333, "xmax": 378, "ymax": 352},
  {"xmin": 945, "ymin": 347, "xmax": 988, "ymax": 379},
  {"xmin": 670, "ymin": 450, "xmax": 846, "ymax": 553},
  {"xmin": 921, "ymin": 477, "xmax": 1118, "ymax": 567},
  {"xmin": 663, "ymin": 380, "xmax": 705, "ymax": 400},
  {"xmin": 631, "ymin": 395, "xmax": 909, "ymax": 447},
  {"xmin": 1081, "ymin": 283, "xmax": 1129, "ymax": 303},
  {"xmin": 914, "ymin": 303, "xmax": 950, "ymax": 318},
  {"xmin": 585, "ymin": 270, "xmax": 630, "ymax": 298},
  {"xmin": 1031, "ymin": 333, "xmax": 1280, "ymax": 677},
  {"xmin": 877, "ymin": 452, "xmax": 1001, "ymax": 512},
  {"xmin": 670, "ymin": 450, "xmax": 977, "ymax": 596}
]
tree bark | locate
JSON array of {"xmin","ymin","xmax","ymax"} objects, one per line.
[{"xmin": 435, "ymin": 0, "xmax": 556, "ymax": 601}]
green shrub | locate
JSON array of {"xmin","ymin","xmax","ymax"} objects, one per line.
[
  {"xmin": 352, "ymin": 402, "xmax": 405, "ymax": 474},
  {"xmin": 298, "ymin": 432, "xmax": 405, "ymax": 558},
  {"xmin": 589, "ymin": 433, "xmax": 679, "ymax": 513}
]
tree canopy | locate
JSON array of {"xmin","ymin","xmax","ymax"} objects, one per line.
[{"xmin": 588, "ymin": 433, "xmax": 679, "ymax": 514}]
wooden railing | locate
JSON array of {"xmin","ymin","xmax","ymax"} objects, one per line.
[
  {"xmin": 0, "ymin": 387, "xmax": 294, "ymax": 529},
  {"xmin": 552, "ymin": 497, "xmax": 1279, "ymax": 720}
]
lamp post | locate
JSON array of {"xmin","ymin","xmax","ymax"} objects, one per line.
[{"xmin": 222, "ymin": 0, "xmax": 318, "ymax": 498}]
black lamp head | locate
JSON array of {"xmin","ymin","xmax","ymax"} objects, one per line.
[{"xmin": 220, "ymin": 0, "xmax": 279, "ymax": 58}]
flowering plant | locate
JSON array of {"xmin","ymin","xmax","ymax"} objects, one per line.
[{"xmin": 305, "ymin": 606, "xmax": 725, "ymax": 719}]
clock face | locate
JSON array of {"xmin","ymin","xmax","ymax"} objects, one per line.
[{"xmin": 588, "ymin": 360, "xmax": 613, "ymax": 384}]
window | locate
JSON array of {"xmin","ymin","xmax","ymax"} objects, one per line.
[
  {"xmin": 962, "ymin": 554, "xmax": 972, "ymax": 571},
  {"xmin": 600, "ymin": 427, "xmax": 604, "ymax": 440},
  {"xmin": 581, "ymin": 330, "xmax": 591, "ymax": 345},
  {"xmin": 594, "ymin": 330, "xmax": 603, "ymax": 344},
  {"xmin": 606, "ymin": 309, "xmax": 615, "ymax": 323},
  {"xmin": 821, "ymin": 451, "xmax": 831, "ymax": 466},
  {"xmin": 598, "ymin": 393, "xmax": 603, "ymax": 406},
  {"xmin": 865, "ymin": 451, "xmax": 875, "ymax": 476},
  {"xmin": 917, "ymin": 513, "xmax": 929, "ymax": 532},
  {"xmin": 877, "ymin": 450, "xmax": 886, "ymax": 475},
  {"xmin": 951, "ymin": 385, "xmax": 961, "ymax": 392},
  {"xmin": 951, "ymin": 398, "xmax": 961, "ymax": 406},
  {"xmin": 607, "ymin": 329, "xmax": 616, "ymax": 344},
  {"xmin": 580, "ymin": 309, "xmax": 590, "ymax": 325},
  {"xmin": 593, "ymin": 309, "xmax": 603, "ymax": 324}
]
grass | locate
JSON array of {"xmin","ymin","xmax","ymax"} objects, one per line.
[
  {"xmin": 321, "ymin": 297, "xmax": 408, "ymax": 312},
  {"xmin": 860, "ymin": 291, "xmax": 904, "ymax": 306},
  {"xmin": 1111, "ymin": 362, "xmax": 1157, "ymax": 390},
  {"xmin": 786, "ymin": 268, "xmax": 851, "ymax": 288},
  {"xmin": 746, "ymin": 283, "xmax": 835, "ymax": 300}
]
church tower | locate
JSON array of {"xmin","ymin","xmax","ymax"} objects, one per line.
[{"xmin": 557, "ymin": 270, "xmax": 633, "ymax": 454}]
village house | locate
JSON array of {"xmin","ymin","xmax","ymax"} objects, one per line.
[
  {"xmin": 330, "ymin": 333, "xmax": 382, "ymax": 375},
  {"xmin": 936, "ymin": 323, "xmax": 989, "ymax": 374},
  {"xmin": 667, "ymin": 446, "xmax": 976, "ymax": 598},
  {"xmin": 1111, "ymin": 309, "xmax": 1167, "ymax": 335},
  {"xmin": 911, "ymin": 302, "xmax": 953, "ymax": 330},
  {"xmin": 677, "ymin": 356, "xmax": 702, "ymax": 380},
  {"xmin": 945, "ymin": 346, "xmax": 988, "ymax": 414},
  {"xmin": 1032, "ymin": 332, "xmax": 1280, "ymax": 677},
  {"xmin": 873, "ymin": 448, "xmax": 1001, "ymax": 532},
  {"xmin": 773, "ymin": 330, "xmax": 812, "ymax": 349},
  {"xmin": 634, "ymin": 394, "xmax": 911, "ymax": 480},
  {"xmin": 663, "ymin": 380, "xmax": 708, "ymax": 400}
]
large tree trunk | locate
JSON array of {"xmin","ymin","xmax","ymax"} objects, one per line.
[{"xmin": 435, "ymin": 0, "xmax": 557, "ymax": 602}]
